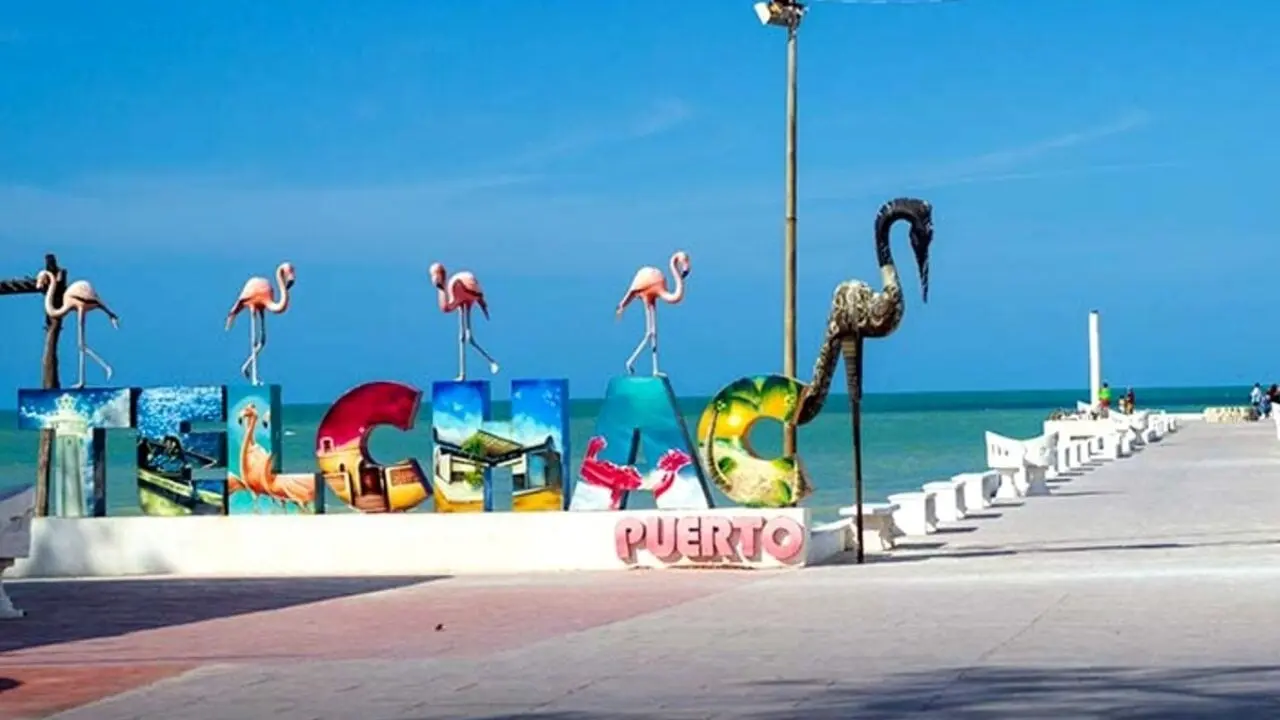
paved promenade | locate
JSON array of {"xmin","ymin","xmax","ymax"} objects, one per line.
[{"xmin": 5, "ymin": 421, "xmax": 1280, "ymax": 719}]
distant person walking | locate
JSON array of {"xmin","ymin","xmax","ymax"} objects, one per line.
[
  {"xmin": 1250, "ymin": 383, "xmax": 1265, "ymax": 417},
  {"xmin": 1124, "ymin": 387, "xmax": 1136, "ymax": 414},
  {"xmin": 1099, "ymin": 382, "xmax": 1112, "ymax": 414}
]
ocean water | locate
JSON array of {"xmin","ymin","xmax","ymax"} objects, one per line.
[{"xmin": 0, "ymin": 386, "xmax": 1243, "ymax": 522}]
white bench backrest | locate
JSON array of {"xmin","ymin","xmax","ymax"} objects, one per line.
[
  {"xmin": 1021, "ymin": 432, "xmax": 1057, "ymax": 468},
  {"xmin": 985, "ymin": 431, "xmax": 1027, "ymax": 470}
]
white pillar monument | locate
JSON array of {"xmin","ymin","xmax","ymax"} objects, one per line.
[{"xmin": 1089, "ymin": 310, "xmax": 1102, "ymax": 408}]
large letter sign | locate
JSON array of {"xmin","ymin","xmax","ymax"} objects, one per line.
[
  {"xmin": 317, "ymin": 381, "xmax": 430, "ymax": 513},
  {"xmin": 430, "ymin": 379, "xmax": 572, "ymax": 512},
  {"xmin": 17, "ymin": 388, "xmax": 132, "ymax": 517},
  {"xmin": 695, "ymin": 375, "xmax": 813, "ymax": 508},
  {"xmin": 134, "ymin": 385, "xmax": 228, "ymax": 516},
  {"xmin": 570, "ymin": 376, "xmax": 713, "ymax": 511}
]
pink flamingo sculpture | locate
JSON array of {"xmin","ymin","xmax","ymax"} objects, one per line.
[
  {"xmin": 616, "ymin": 251, "xmax": 690, "ymax": 376},
  {"xmin": 430, "ymin": 262, "xmax": 499, "ymax": 381},
  {"xmin": 225, "ymin": 262, "xmax": 295, "ymax": 386},
  {"xmin": 36, "ymin": 270, "xmax": 120, "ymax": 389}
]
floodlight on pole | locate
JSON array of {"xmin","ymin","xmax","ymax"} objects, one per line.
[{"xmin": 754, "ymin": 0, "xmax": 806, "ymax": 28}]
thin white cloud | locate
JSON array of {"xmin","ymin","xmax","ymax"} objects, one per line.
[
  {"xmin": 503, "ymin": 98, "xmax": 694, "ymax": 168},
  {"xmin": 810, "ymin": 110, "xmax": 1155, "ymax": 201},
  {"xmin": 934, "ymin": 160, "xmax": 1180, "ymax": 188},
  {"xmin": 626, "ymin": 98, "xmax": 693, "ymax": 139}
]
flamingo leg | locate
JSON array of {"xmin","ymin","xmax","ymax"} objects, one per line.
[
  {"xmin": 241, "ymin": 311, "xmax": 258, "ymax": 384},
  {"xmin": 463, "ymin": 305, "xmax": 500, "ymax": 375},
  {"xmin": 74, "ymin": 309, "xmax": 86, "ymax": 389},
  {"xmin": 650, "ymin": 305, "xmax": 662, "ymax": 377},
  {"xmin": 81, "ymin": 311, "xmax": 114, "ymax": 383},
  {"xmin": 255, "ymin": 311, "xmax": 268, "ymax": 386},
  {"xmin": 456, "ymin": 309, "xmax": 467, "ymax": 381},
  {"xmin": 625, "ymin": 303, "xmax": 655, "ymax": 376}
]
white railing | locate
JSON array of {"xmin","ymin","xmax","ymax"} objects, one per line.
[{"xmin": 832, "ymin": 407, "xmax": 1179, "ymax": 558}]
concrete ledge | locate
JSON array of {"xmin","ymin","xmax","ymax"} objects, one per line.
[
  {"xmin": 837, "ymin": 503, "xmax": 899, "ymax": 553},
  {"xmin": 12, "ymin": 507, "xmax": 823, "ymax": 578},
  {"xmin": 887, "ymin": 492, "xmax": 936, "ymax": 536},
  {"xmin": 923, "ymin": 480, "xmax": 965, "ymax": 522}
]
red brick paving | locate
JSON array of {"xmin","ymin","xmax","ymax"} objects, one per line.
[
  {"xmin": 3, "ymin": 573, "xmax": 755, "ymax": 667},
  {"xmin": 0, "ymin": 663, "xmax": 196, "ymax": 720}
]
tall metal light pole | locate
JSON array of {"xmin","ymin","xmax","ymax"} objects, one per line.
[{"xmin": 753, "ymin": 0, "xmax": 806, "ymax": 457}]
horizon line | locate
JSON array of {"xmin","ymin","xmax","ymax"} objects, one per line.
[{"xmin": 0, "ymin": 383, "xmax": 1248, "ymax": 412}]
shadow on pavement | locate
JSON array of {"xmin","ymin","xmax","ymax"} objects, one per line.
[
  {"xmin": 905, "ymin": 536, "xmax": 1280, "ymax": 561},
  {"xmin": 467, "ymin": 665, "xmax": 1280, "ymax": 719},
  {"xmin": 1, "ymin": 576, "xmax": 438, "ymax": 653},
  {"xmin": 0, "ymin": 677, "xmax": 20, "ymax": 693}
]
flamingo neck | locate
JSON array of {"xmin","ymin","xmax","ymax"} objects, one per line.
[
  {"xmin": 240, "ymin": 415, "xmax": 257, "ymax": 475},
  {"xmin": 265, "ymin": 268, "xmax": 291, "ymax": 314},
  {"xmin": 658, "ymin": 257, "xmax": 686, "ymax": 303},
  {"xmin": 436, "ymin": 281, "xmax": 455, "ymax": 312},
  {"xmin": 38, "ymin": 271, "xmax": 71, "ymax": 319}
]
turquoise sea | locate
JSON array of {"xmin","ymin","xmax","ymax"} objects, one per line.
[{"xmin": 0, "ymin": 386, "xmax": 1244, "ymax": 522}]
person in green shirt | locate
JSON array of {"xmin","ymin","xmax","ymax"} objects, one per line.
[{"xmin": 1099, "ymin": 382, "xmax": 1112, "ymax": 413}]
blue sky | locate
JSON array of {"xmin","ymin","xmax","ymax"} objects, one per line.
[{"xmin": 1, "ymin": 0, "xmax": 1277, "ymax": 404}]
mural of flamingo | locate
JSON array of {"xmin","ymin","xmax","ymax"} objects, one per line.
[
  {"xmin": 616, "ymin": 251, "xmax": 690, "ymax": 376},
  {"xmin": 430, "ymin": 262, "xmax": 499, "ymax": 381},
  {"xmin": 233, "ymin": 403, "xmax": 278, "ymax": 512},
  {"xmin": 36, "ymin": 270, "xmax": 119, "ymax": 389},
  {"xmin": 225, "ymin": 262, "xmax": 295, "ymax": 386},
  {"xmin": 270, "ymin": 473, "xmax": 316, "ymax": 513}
]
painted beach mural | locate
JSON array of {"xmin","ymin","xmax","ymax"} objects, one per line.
[{"xmin": 431, "ymin": 379, "xmax": 571, "ymax": 513}]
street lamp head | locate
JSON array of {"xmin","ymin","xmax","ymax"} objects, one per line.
[{"xmin": 753, "ymin": 1, "xmax": 805, "ymax": 29}]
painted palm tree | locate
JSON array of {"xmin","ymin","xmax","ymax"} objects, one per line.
[{"xmin": 795, "ymin": 197, "xmax": 934, "ymax": 563}]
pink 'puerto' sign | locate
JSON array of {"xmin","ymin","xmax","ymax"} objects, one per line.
[{"xmin": 614, "ymin": 515, "xmax": 806, "ymax": 565}]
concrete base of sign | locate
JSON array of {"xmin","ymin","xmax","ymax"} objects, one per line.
[{"xmin": 11, "ymin": 507, "xmax": 841, "ymax": 579}]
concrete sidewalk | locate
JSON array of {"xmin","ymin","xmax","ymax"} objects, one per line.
[{"xmin": 5, "ymin": 421, "xmax": 1280, "ymax": 719}]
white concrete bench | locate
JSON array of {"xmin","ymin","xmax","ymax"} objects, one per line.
[
  {"xmin": 887, "ymin": 490, "xmax": 938, "ymax": 536},
  {"xmin": 951, "ymin": 472, "xmax": 993, "ymax": 511},
  {"xmin": 986, "ymin": 431, "xmax": 1050, "ymax": 498},
  {"xmin": 985, "ymin": 431, "xmax": 1026, "ymax": 500},
  {"xmin": 1099, "ymin": 430, "xmax": 1126, "ymax": 460},
  {"xmin": 1013, "ymin": 430, "xmax": 1054, "ymax": 486},
  {"xmin": 923, "ymin": 477, "xmax": 967, "ymax": 522},
  {"xmin": 0, "ymin": 486, "xmax": 34, "ymax": 620},
  {"xmin": 838, "ymin": 502, "xmax": 899, "ymax": 553}
]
